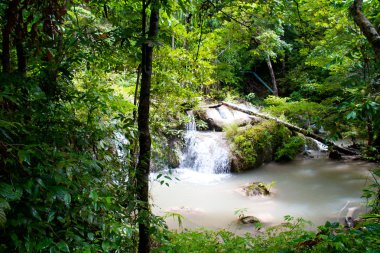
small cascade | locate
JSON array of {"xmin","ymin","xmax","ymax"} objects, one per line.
[
  {"xmin": 186, "ymin": 110, "xmax": 196, "ymax": 131},
  {"xmin": 179, "ymin": 111, "xmax": 230, "ymax": 174},
  {"xmin": 304, "ymin": 137, "xmax": 328, "ymax": 158}
]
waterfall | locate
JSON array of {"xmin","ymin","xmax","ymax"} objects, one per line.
[
  {"xmin": 186, "ymin": 110, "xmax": 196, "ymax": 131},
  {"xmin": 179, "ymin": 111, "xmax": 230, "ymax": 174},
  {"xmin": 304, "ymin": 137, "xmax": 328, "ymax": 158}
]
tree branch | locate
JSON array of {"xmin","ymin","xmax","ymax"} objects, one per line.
[{"xmin": 349, "ymin": 0, "xmax": 380, "ymax": 61}]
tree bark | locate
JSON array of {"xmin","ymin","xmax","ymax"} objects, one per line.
[
  {"xmin": 367, "ymin": 118, "xmax": 374, "ymax": 146},
  {"xmin": 349, "ymin": 0, "xmax": 380, "ymax": 61},
  {"xmin": 2, "ymin": 0, "xmax": 19, "ymax": 73},
  {"xmin": 133, "ymin": 64, "xmax": 142, "ymax": 122},
  {"xmin": 136, "ymin": 1, "xmax": 159, "ymax": 252},
  {"xmin": 15, "ymin": 19, "xmax": 26, "ymax": 75},
  {"xmin": 222, "ymin": 101, "xmax": 359, "ymax": 155},
  {"xmin": 172, "ymin": 33, "xmax": 175, "ymax": 49},
  {"xmin": 266, "ymin": 56, "xmax": 278, "ymax": 96}
]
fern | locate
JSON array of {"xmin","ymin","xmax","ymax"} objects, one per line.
[
  {"xmin": 0, "ymin": 199, "xmax": 9, "ymax": 228},
  {"xmin": 0, "ymin": 198, "xmax": 10, "ymax": 210},
  {"xmin": 0, "ymin": 209, "xmax": 6, "ymax": 227}
]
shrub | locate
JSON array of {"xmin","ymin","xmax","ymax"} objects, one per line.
[{"xmin": 275, "ymin": 135, "xmax": 306, "ymax": 162}]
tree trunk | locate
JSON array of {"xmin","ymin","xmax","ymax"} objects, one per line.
[
  {"xmin": 136, "ymin": 1, "xmax": 159, "ymax": 252},
  {"xmin": 349, "ymin": 0, "xmax": 380, "ymax": 61},
  {"xmin": 367, "ymin": 118, "xmax": 374, "ymax": 146},
  {"xmin": 133, "ymin": 64, "xmax": 142, "ymax": 122},
  {"xmin": 2, "ymin": 0, "xmax": 19, "ymax": 73},
  {"xmin": 15, "ymin": 20, "xmax": 26, "ymax": 75},
  {"xmin": 2, "ymin": 26, "xmax": 11, "ymax": 73},
  {"xmin": 172, "ymin": 33, "xmax": 175, "ymax": 49},
  {"xmin": 266, "ymin": 56, "xmax": 279, "ymax": 96},
  {"xmin": 221, "ymin": 101, "xmax": 359, "ymax": 155}
]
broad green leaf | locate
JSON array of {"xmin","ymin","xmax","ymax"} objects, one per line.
[
  {"xmin": 36, "ymin": 239, "xmax": 53, "ymax": 251},
  {"xmin": 17, "ymin": 149, "xmax": 31, "ymax": 165},
  {"xmin": 0, "ymin": 183, "xmax": 22, "ymax": 201},
  {"xmin": 346, "ymin": 111, "xmax": 357, "ymax": 120},
  {"xmin": 57, "ymin": 241, "xmax": 70, "ymax": 252}
]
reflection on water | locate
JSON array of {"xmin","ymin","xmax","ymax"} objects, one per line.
[{"xmin": 151, "ymin": 159, "xmax": 373, "ymax": 233}]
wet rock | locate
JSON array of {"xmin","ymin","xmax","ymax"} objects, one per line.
[
  {"xmin": 344, "ymin": 217, "xmax": 355, "ymax": 229},
  {"xmin": 242, "ymin": 182, "xmax": 270, "ymax": 196},
  {"xmin": 239, "ymin": 215, "xmax": 260, "ymax": 224},
  {"xmin": 167, "ymin": 138, "xmax": 184, "ymax": 168},
  {"xmin": 329, "ymin": 150, "xmax": 342, "ymax": 160},
  {"xmin": 194, "ymin": 105, "xmax": 254, "ymax": 131}
]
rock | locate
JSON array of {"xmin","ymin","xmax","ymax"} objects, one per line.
[
  {"xmin": 329, "ymin": 150, "xmax": 342, "ymax": 160},
  {"xmin": 167, "ymin": 137, "xmax": 184, "ymax": 168},
  {"xmin": 230, "ymin": 156, "xmax": 245, "ymax": 173},
  {"xmin": 239, "ymin": 215, "xmax": 260, "ymax": 224},
  {"xmin": 194, "ymin": 105, "xmax": 254, "ymax": 131},
  {"xmin": 344, "ymin": 217, "xmax": 355, "ymax": 229},
  {"xmin": 242, "ymin": 182, "xmax": 270, "ymax": 196}
]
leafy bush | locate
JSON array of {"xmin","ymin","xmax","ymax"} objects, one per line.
[
  {"xmin": 154, "ymin": 216, "xmax": 380, "ymax": 253},
  {"xmin": 263, "ymin": 96, "xmax": 327, "ymax": 130},
  {"xmin": 0, "ymin": 72, "xmax": 139, "ymax": 252},
  {"xmin": 275, "ymin": 135, "xmax": 306, "ymax": 161}
]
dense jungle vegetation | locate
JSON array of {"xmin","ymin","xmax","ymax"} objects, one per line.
[{"xmin": 0, "ymin": 0, "xmax": 379, "ymax": 252}]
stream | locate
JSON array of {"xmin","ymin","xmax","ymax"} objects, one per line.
[
  {"xmin": 150, "ymin": 109, "xmax": 374, "ymax": 233},
  {"xmin": 151, "ymin": 159, "xmax": 372, "ymax": 233}
]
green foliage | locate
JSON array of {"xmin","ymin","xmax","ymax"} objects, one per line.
[
  {"xmin": 0, "ymin": 70, "xmax": 140, "ymax": 252},
  {"xmin": 226, "ymin": 120, "xmax": 303, "ymax": 171},
  {"xmin": 155, "ymin": 214, "xmax": 380, "ymax": 253},
  {"xmin": 0, "ymin": 0, "xmax": 379, "ymax": 251},
  {"xmin": 362, "ymin": 167, "xmax": 380, "ymax": 214},
  {"xmin": 154, "ymin": 216, "xmax": 313, "ymax": 253},
  {"xmin": 275, "ymin": 135, "xmax": 306, "ymax": 162},
  {"xmin": 264, "ymin": 96, "xmax": 328, "ymax": 130}
]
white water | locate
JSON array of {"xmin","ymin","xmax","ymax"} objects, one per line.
[{"xmin": 180, "ymin": 110, "xmax": 230, "ymax": 174}]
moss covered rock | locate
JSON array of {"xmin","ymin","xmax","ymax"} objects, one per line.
[
  {"xmin": 226, "ymin": 120, "xmax": 305, "ymax": 172},
  {"xmin": 242, "ymin": 182, "xmax": 271, "ymax": 196}
]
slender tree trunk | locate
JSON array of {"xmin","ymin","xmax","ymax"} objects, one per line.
[
  {"xmin": 172, "ymin": 33, "xmax": 175, "ymax": 49},
  {"xmin": 367, "ymin": 118, "xmax": 374, "ymax": 146},
  {"xmin": 136, "ymin": 1, "xmax": 159, "ymax": 252},
  {"xmin": 266, "ymin": 56, "xmax": 278, "ymax": 96},
  {"xmin": 2, "ymin": 0, "xmax": 18, "ymax": 73},
  {"xmin": 349, "ymin": 0, "xmax": 380, "ymax": 61},
  {"xmin": 15, "ymin": 21, "xmax": 26, "ymax": 75},
  {"xmin": 133, "ymin": 64, "xmax": 142, "ymax": 122},
  {"xmin": 103, "ymin": 4, "xmax": 108, "ymax": 19},
  {"xmin": 2, "ymin": 25, "xmax": 11, "ymax": 73}
]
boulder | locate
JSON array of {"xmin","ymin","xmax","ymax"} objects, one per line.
[
  {"xmin": 239, "ymin": 215, "xmax": 260, "ymax": 224},
  {"xmin": 167, "ymin": 137, "xmax": 184, "ymax": 168},
  {"xmin": 329, "ymin": 150, "xmax": 342, "ymax": 160},
  {"xmin": 194, "ymin": 105, "xmax": 256, "ymax": 131},
  {"xmin": 242, "ymin": 182, "xmax": 271, "ymax": 196}
]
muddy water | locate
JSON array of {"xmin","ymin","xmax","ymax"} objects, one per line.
[{"xmin": 151, "ymin": 159, "xmax": 373, "ymax": 233}]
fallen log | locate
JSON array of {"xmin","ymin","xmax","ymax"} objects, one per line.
[{"xmin": 222, "ymin": 101, "xmax": 359, "ymax": 156}]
